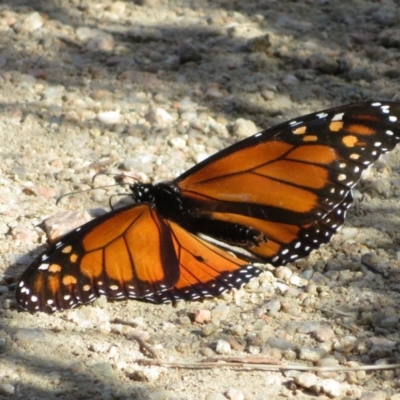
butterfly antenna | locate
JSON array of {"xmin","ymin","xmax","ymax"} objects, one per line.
[
  {"xmin": 56, "ymin": 187, "xmax": 94, "ymax": 205},
  {"xmin": 56, "ymin": 184, "xmax": 124, "ymax": 205},
  {"xmin": 56, "ymin": 173, "xmax": 141, "ymax": 206},
  {"xmin": 91, "ymin": 172, "xmax": 139, "ymax": 185},
  {"xmin": 107, "ymin": 192, "xmax": 135, "ymax": 210}
]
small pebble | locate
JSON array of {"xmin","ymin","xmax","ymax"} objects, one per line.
[
  {"xmin": 147, "ymin": 389, "xmax": 177, "ymax": 400},
  {"xmin": 309, "ymin": 53, "xmax": 339, "ymax": 74},
  {"xmin": 177, "ymin": 41, "xmax": 202, "ymax": 63},
  {"xmin": 348, "ymin": 67, "xmax": 374, "ymax": 82},
  {"xmin": 334, "ymin": 335, "xmax": 357, "ymax": 354},
  {"xmin": 0, "ymin": 384, "xmax": 14, "ymax": 395},
  {"xmin": 43, "ymin": 211, "xmax": 92, "ymax": 241},
  {"xmin": 380, "ymin": 29, "xmax": 400, "ymax": 48},
  {"xmin": 248, "ymin": 345, "xmax": 260, "ymax": 355},
  {"xmin": 274, "ymin": 266, "xmax": 293, "ymax": 281},
  {"xmin": 201, "ymin": 323, "xmax": 218, "ymax": 337},
  {"xmin": 247, "ymin": 34, "xmax": 271, "ymax": 53},
  {"xmin": 11, "ymin": 225, "xmax": 38, "ymax": 243},
  {"xmin": 229, "ymin": 325, "xmax": 246, "ymax": 337},
  {"xmin": 359, "ymin": 391, "xmax": 387, "ymax": 400},
  {"xmin": 76, "ymin": 27, "xmax": 101, "ymax": 41},
  {"xmin": 0, "ymin": 286, "xmax": 9, "ymax": 294},
  {"xmin": 215, "ymin": 339, "xmax": 231, "ymax": 355},
  {"xmin": 371, "ymin": 7, "xmax": 396, "ymax": 25},
  {"xmin": 89, "ymin": 362, "xmax": 114, "ymax": 378},
  {"xmin": 267, "ymin": 337, "xmax": 295, "ymax": 351},
  {"xmin": 87, "ymin": 33, "xmax": 115, "ymax": 52},
  {"xmin": 370, "ymin": 178, "xmax": 391, "ymax": 196},
  {"xmin": 169, "ymin": 136, "xmax": 186, "ymax": 149},
  {"xmin": 294, "ymin": 372, "xmax": 318, "ymax": 389},
  {"xmin": 194, "ymin": 309, "xmax": 211, "ymax": 324},
  {"xmin": 225, "ymin": 388, "xmax": 245, "ymax": 400},
  {"xmin": 70, "ymin": 361, "xmax": 86, "ymax": 374},
  {"xmin": 265, "ymin": 298, "xmax": 281, "ymax": 314},
  {"xmin": 232, "ymin": 118, "xmax": 258, "ymax": 138},
  {"xmin": 205, "ymin": 393, "xmax": 227, "ymax": 400},
  {"xmin": 14, "ymin": 12, "xmax": 44, "ymax": 33},
  {"xmin": 49, "ymin": 371, "xmax": 61, "ymax": 384},
  {"xmin": 379, "ymin": 317, "xmax": 399, "ymax": 328},
  {"xmin": 261, "ymin": 346, "xmax": 282, "ymax": 360},
  {"xmin": 368, "ymin": 346, "xmax": 393, "ymax": 360},
  {"xmin": 289, "ymin": 275, "xmax": 308, "ymax": 288},
  {"xmin": 97, "ymin": 110, "xmax": 121, "ymax": 125},
  {"xmin": 14, "ymin": 328, "xmax": 46, "ymax": 342},
  {"xmin": 313, "ymin": 327, "xmax": 335, "ymax": 342},
  {"xmin": 282, "ymin": 74, "xmax": 299, "ymax": 86},
  {"xmin": 341, "ymin": 227, "xmax": 359, "ymax": 241},
  {"xmin": 145, "ymin": 107, "xmax": 174, "ymax": 128},
  {"xmin": 319, "ymin": 378, "xmax": 342, "ymax": 397},
  {"xmin": 298, "ymin": 347, "xmax": 327, "ymax": 362},
  {"xmin": 129, "ymin": 367, "xmax": 161, "ymax": 382},
  {"xmin": 66, "ymin": 307, "xmax": 110, "ymax": 331},
  {"xmin": 318, "ymin": 356, "xmax": 339, "ymax": 368},
  {"xmin": 204, "ymin": 87, "xmax": 224, "ymax": 100},
  {"xmin": 280, "ymin": 298, "xmax": 301, "ymax": 316},
  {"xmin": 211, "ymin": 304, "xmax": 230, "ymax": 322},
  {"xmin": 226, "ymin": 337, "xmax": 245, "ymax": 352},
  {"xmin": 297, "ymin": 321, "xmax": 321, "ymax": 333},
  {"xmin": 107, "ymin": 1, "xmax": 126, "ymax": 15}
]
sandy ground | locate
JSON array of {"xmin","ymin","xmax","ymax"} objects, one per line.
[{"xmin": 1, "ymin": 1, "xmax": 400, "ymax": 399}]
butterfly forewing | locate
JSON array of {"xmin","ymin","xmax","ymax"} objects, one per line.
[{"xmin": 175, "ymin": 101, "xmax": 400, "ymax": 259}]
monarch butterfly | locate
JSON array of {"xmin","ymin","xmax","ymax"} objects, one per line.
[{"xmin": 16, "ymin": 101, "xmax": 400, "ymax": 312}]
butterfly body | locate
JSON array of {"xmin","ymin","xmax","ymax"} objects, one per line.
[{"xmin": 16, "ymin": 101, "xmax": 400, "ymax": 312}]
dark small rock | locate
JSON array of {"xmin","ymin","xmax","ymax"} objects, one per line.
[
  {"xmin": 309, "ymin": 53, "xmax": 339, "ymax": 74},
  {"xmin": 379, "ymin": 29, "xmax": 400, "ymax": 48},
  {"xmin": 177, "ymin": 41, "xmax": 202, "ymax": 64},
  {"xmin": 348, "ymin": 67, "xmax": 374, "ymax": 82}
]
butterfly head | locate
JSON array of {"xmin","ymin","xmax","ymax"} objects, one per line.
[
  {"xmin": 129, "ymin": 181, "xmax": 187, "ymax": 220},
  {"xmin": 130, "ymin": 182, "xmax": 156, "ymax": 204}
]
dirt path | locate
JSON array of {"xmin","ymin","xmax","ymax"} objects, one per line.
[{"xmin": 1, "ymin": 1, "xmax": 400, "ymax": 399}]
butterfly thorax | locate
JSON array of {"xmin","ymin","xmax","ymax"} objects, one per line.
[
  {"xmin": 130, "ymin": 182, "xmax": 187, "ymax": 220},
  {"xmin": 130, "ymin": 182, "xmax": 266, "ymax": 248}
]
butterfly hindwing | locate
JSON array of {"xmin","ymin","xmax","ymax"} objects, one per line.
[
  {"xmin": 145, "ymin": 221, "xmax": 262, "ymax": 303},
  {"xmin": 17, "ymin": 205, "xmax": 180, "ymax": 312}
]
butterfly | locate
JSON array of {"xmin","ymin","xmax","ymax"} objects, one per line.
[{"xmin": 16, "ymin": 101, "xmax": 400, "ymax": 312}]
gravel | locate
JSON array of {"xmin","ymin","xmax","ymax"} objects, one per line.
[{"xmin": 1, "ymin": 1, "xmax": 400, "ymax": 399}]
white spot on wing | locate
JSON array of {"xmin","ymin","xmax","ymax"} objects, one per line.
[{"xmin": 331, "ymin": 112, "xmax": 344, "ymax": 121}]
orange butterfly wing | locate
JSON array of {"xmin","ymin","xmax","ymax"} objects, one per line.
[
  {"xmin": 17, "ymin": 204, "xmax": 260, "ymax": 312},
  {"xmin": 174, "ymin": 102, "xmax": 400, "ymax": 265},
  {"xmin": 146, "ymin": 221, "xmax": 261, "ymax": 303},
  {"xmin": 17, "ymin": 205, "xmax": 180, "ymax": 312}
]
